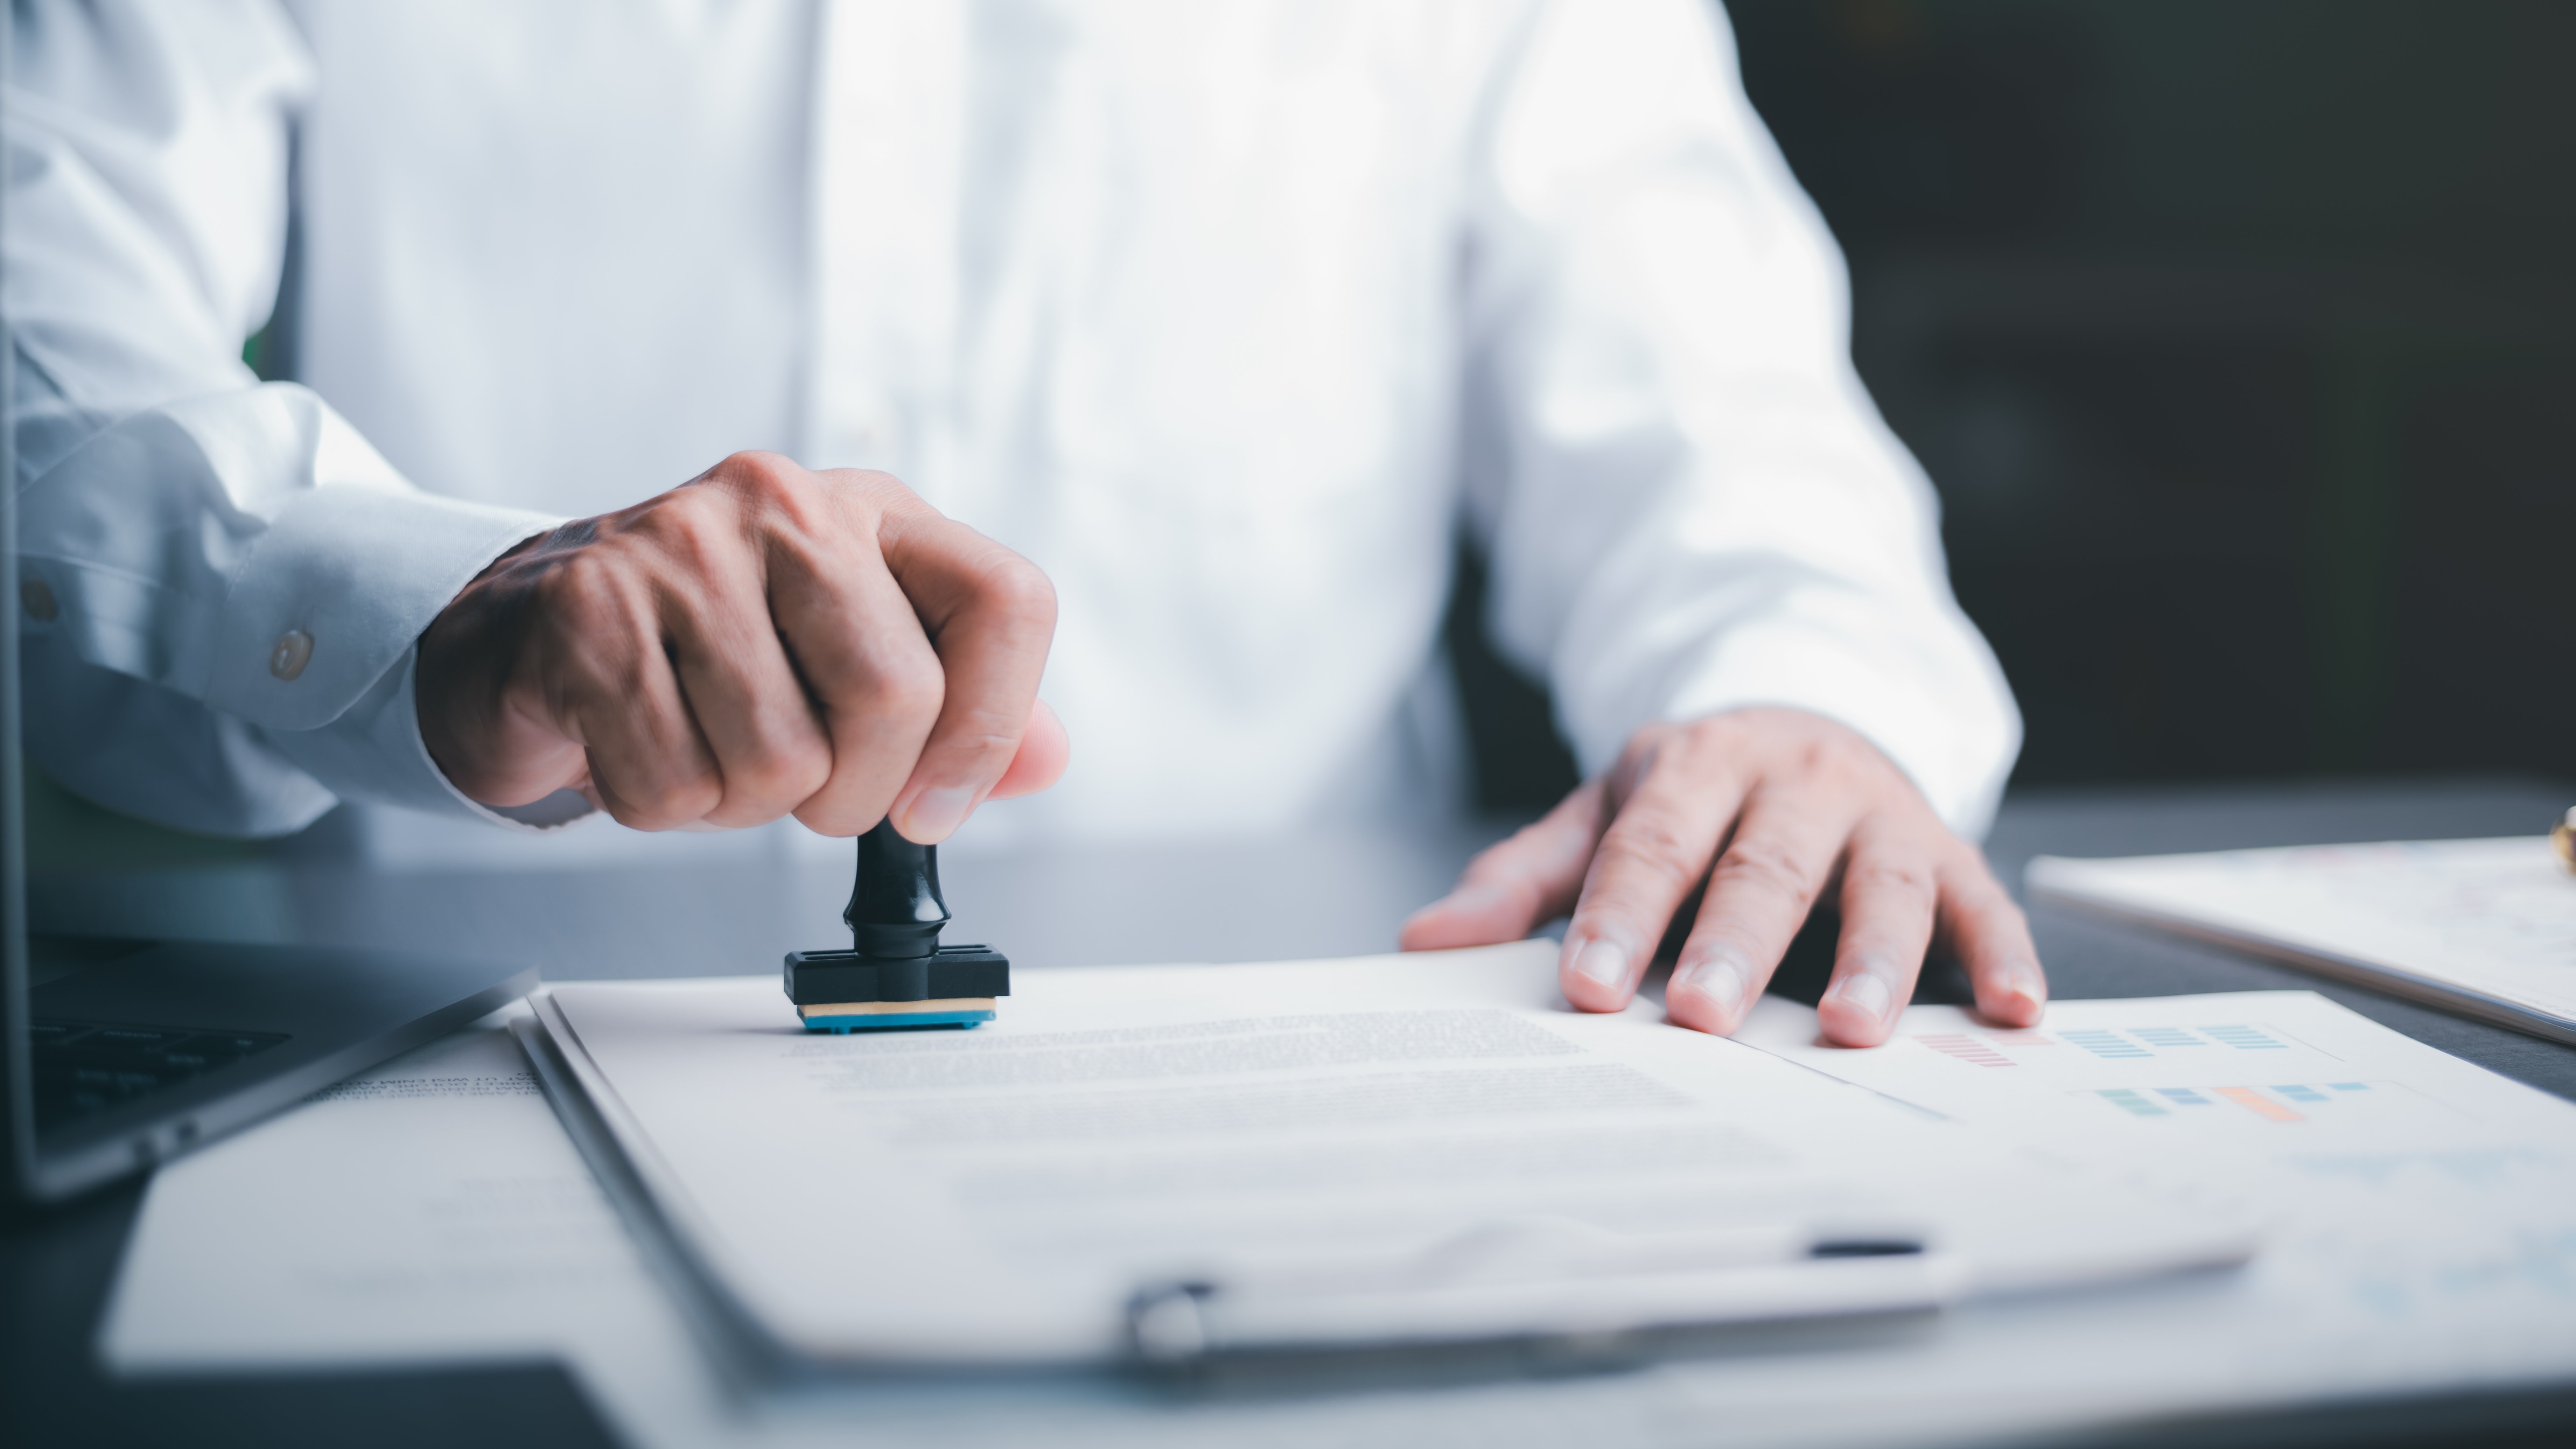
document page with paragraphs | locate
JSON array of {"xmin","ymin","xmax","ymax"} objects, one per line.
[{"xmin": 532, "ymin": 943, "xmax": 2251, "ymax": 1367}]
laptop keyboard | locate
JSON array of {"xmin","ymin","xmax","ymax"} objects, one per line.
[{"xmin": 32, "ymin": 1019, "xmax": 291, "ymax": 1133}]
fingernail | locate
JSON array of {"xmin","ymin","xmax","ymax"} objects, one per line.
[
  {"xmin": 1832, "ymin": 971, "xmax": 1893, "ymax": 1022},
  {"xmin": 2006, "ymin": 960, "xmax": 2048, "ymax": 1012},
  {"xmin": 1673, "ymin": 955, "xmax": 1747, "ymax": 1018},
  {"xmin": 897, "ymin": 785, "xmax": 976, "ymax": 844},
  {"xmin": 1571, "ymin": 939, "xmax": 1630, "ymax": 989}
]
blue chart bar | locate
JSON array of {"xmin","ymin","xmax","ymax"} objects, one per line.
[
  {"xmin": 2058, "ymin": 1026, "xmax": 2287, "ymax": 1059},
  {"xmin": 2156, "ymin": 1088, "xmax": 2213, "ymax": 1105},
  {"xmin": 2062, "ymin": 1029, "xmax": 2153, "ymax": 1059},
  {"xmin": 2274, "ymin": 1084, "xmax": 2329, "ymax": 1102},
  {"xmin": 2098, "ymin": 1089, "xmax": 2168, "ymax": 1117},
  {"xmin": 2331, "ymin": 1083, "xmax": 2370, "ymax": 1092},
  {"xmin": 2200, "ymin": 1025, "xmax": 2287, "ymax": 1050}
]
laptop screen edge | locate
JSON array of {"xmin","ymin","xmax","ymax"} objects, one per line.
[{"xmin": 2, "ymin": 3, "xmax": 43, "ymax": 1205}]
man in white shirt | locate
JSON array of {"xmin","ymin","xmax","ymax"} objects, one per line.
[{"xmin": 6, "ymin": 0, "xmax": 2044, "ymax": 1045}]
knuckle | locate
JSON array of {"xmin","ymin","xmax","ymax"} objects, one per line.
[
  {"xmin": 1712, "ymin": 836, "xmax": 1818, "ymax": 903},
  {"xmin": 792, "ymin": 796, "xmax": 870, "ymax": 838},
  {"xmin": 608, "ymin": 782, "xmax": 711, "ymax": 833},
  {"xmin": 1685, "ymin": 712, "xmax": 1753, "ymax": 754},
  {"xmin": 599, "ymin": 798, "xmax": 654, "ymax": 830},
  {"xmin": 1595, "ymin": 814, "xmax": 1706, "ymax": 891},
  {"xmin": 872, "ymin": 656, "xmax": 947, "ymax": 729},
  {"xmin": 732, "ymin": 734, "xmax": 832, "ymax": 807},
  {"xmin": 1652, "ymin": 722, "xmax": 1746, "ymax": 793},
  {"xmin": 664, "ymin": 775, "xmax": 724, "ymax": 826},
  {"xmin": 1828, "ymin": 736, "xmax": 1882, "ymax": 782},
  {"xmin": 1782, "ymin": 735, "xmax": 1839, "ymax": 780},
  {"xmin": 938, "ymin": 727, "xmax": 1023, "ymax": 773},
  {"xmin": 1679, "ymin": 713, "xmax": 1734, "ymax": 749},
  {"xmin": 714, "ymin": 449, "xmax": 796, "ymax": 491},
  {"xmin": 982, "ymin": 552, "xmax": 1057, "ymax": 624},
  {"xmin": 1846, "ymin": 858, "xmax": 1936, "ymax": 901}
]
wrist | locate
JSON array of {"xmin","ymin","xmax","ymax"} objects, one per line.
[{"xmin": 414, "ymin": 535, "xmax": 567, "ymax": 808}]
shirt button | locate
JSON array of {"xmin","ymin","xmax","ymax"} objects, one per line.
[
  {"xmin": 20, "ymin": 576, "xmax": 59, "ymax": 622},
  {"xmin": 269, "ymin": 630, "xmax": 314, "ymax": 681}
]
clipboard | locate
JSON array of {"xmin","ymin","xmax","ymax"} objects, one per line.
[
  {"xmin": 510, "ymin": 953, "xmax": 2254, "ymax": 1378},
  {"xmin": 513, "ymin": 997, "xmax": 1958, "ymax": 1378}
]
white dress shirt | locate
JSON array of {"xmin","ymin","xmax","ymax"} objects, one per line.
[{"xmin": 6, "ymin": 0, "xmax": 2019, "ymax": 850}]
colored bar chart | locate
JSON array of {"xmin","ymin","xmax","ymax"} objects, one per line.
[
  {"xmin": 1911, "ymin": 1023, "xmax": 2306, "ymax": 1067},
  {"xmin": 2084, "ymin": 1081, "xmax": 2380, "ymax": 1124},
  {"xmin": 2200, "ymin": 1025, "xmax": 2287, "ymax": 1050},
  {"xmin": 1914, "ymin": 1034, "xmax": 2016, "ymax": 1067},
  {"xmin": 2215, "ymin": 1086, "xmax": 2304, "ymax": 1122}
]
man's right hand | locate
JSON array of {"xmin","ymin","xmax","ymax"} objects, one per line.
[{"xmin": 417, "ymin": 452, "xmax": 1066, "ymax": 841}]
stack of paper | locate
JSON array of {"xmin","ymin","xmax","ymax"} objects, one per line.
[{"xmin": 2029, "ymin": 836, "xmax": 2576, "ymax": 1042}]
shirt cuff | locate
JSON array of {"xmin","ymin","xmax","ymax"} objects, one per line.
[
  {"xmin": 204, "ymin": 483, "xmax": 564, "ymax": 732},
  {"xmin": 257, "ymin": 643, "xmax": 598, "ymax": 833}
]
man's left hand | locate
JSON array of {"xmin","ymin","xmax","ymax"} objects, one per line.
[{"xmin": 1399, "ymin": 707, "xmax": 2045, "ymax": 1046}]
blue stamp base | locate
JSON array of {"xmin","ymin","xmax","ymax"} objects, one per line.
[{"xmin": 803, "ymin": 1009, "xmax": 996, "ymax": 1033}]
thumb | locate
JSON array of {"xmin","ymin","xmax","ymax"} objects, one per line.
[
  {"xmin": 986, "ymin": 698, "xmax": 1069, "ymax": 800},
  {"xmin": 1398, "ymin": 778, "xmax": 1609, "ymax": 950}
]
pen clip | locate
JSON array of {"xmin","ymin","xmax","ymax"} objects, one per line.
[{"xmin": 1125, "ymin": 1217, "xmax": 1952, "ymax": 1365}]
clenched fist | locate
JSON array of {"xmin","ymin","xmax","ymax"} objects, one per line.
[{"xmin": 418, "ymin": 451, "xmax": 1066, "ymax": 840}]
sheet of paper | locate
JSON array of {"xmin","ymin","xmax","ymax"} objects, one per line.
[
  {"xmin": 103, "ymin": 985, "xmax": 2576, "ymax": 1449},
  {"xmin": 1734, "ymin": 989, "xmax": 2576, "ymax": 1388},
  {"xmin": 537, "ymin": 943, "xmax": 2247, "ymax": 1365},
  {"xmin": 97, "ymin": 1009, "xmax": 759, "ymax": 1448},
  {"xmin": 86, "ymin": 1021, "xmax": 1832, "ymax": 1449},
  {"xmin": 2028, "ymin": 836, "xmax": 2576, "ymax": 1037}
]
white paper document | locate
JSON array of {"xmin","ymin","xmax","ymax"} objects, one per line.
[
  {"xmin": 98, "ymin": 1009, "xmax": 773, "ymax": 1449},
  {"xmin": 102, "ymin": 1010, "xmax": 645, "ymax": 1366},
  {"xmin": 100, "ymin": 979, "xmax": 2576, "ymax": 1449},
  {"xmin": 1735, "ymin": 989, "xmax": 2576, "ymax": 1388},
  {"xmin": 531, "ymin": 943, "xmax": 2248, "ymax": 1366},
  {"xmin": 2028, "ymin": 836, "xmax": 2576, "ymax": 1041}
]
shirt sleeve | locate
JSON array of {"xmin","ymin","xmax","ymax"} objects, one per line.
[
  {"xmin": 1457, "ymin": 0, "xmax": 2021, "ymax": 838},
  {"xmin": 6, "ymin": 0, "xmax": 565, "ymax": 838}
]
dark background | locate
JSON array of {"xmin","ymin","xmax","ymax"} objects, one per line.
[{"xmin": 1452, "ymin": 0, "xmax": 2576, "ymax": 812}]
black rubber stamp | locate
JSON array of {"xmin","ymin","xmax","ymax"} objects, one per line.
[{"xmin": 783, "ymin": 818, "xmax": 1011, "ymax": 1032}]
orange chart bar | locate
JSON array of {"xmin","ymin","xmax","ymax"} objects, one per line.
[{"xmin": 2215, "ymin": 1085, "xmax": 2305, "ymax": 1123}]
